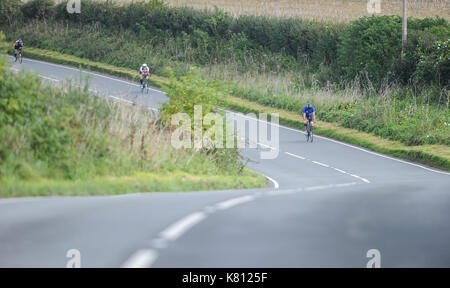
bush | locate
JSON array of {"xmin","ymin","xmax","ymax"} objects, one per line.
[
  {"xmin": 338, "ymin": 16, "xmax": 402, "ymax": 84},
  {"xmin": 0, "ymin": 0, "xmax": 23, "ymax": 25},
  {"xmin": 413, "ymin": 39, "xmax": 450, "ymax": 88},
  {"xmin": 160, "ymin": 67, "xmax": 221, "ymax": 128},
  {"xmin": 21, "ymin": 0, "xmax": 54, "ymax": 20}
]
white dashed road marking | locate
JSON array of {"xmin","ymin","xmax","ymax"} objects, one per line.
[
  {"xmin": 284, "ymin": 151, "xmax": 371, "ymax": 184},
  {"xmin": 121, "ymin": 249, "xmax": 158, "ymax": 268},
  {"xmin": 215, "ymin": 195, "xmax": 255, "ymax": 210},
  {"xmin": 159, "ymin": 212, "xmax": 207, "ymax": 242},
  {"xmin": 312, "ymin": 161, "xmax": 329, "ymax": 168}
]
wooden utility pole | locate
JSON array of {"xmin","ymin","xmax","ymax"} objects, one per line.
[{"xmin": 402, "ymin": 0, "xmax": 408, "ymax": 54}]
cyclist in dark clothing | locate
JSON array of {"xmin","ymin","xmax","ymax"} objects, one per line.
[{"xmin": 14, "ymin": 39, "xmax": 23, "ymax": 62}]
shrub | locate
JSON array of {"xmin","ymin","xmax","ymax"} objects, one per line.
[
  {"xmin": 160, "ymin": 67, "xmax": 221, "ymax": 127},
  {"xmin": 0, "ymin": 0, "xmax": 23, "ymax": 25},
  {"xmin": 413, "ymin": 39, "xmax": 450, "ymax": 88},
  {"xmin": 21, "ymin": 0, "xmax": 54, "ymax": 20},
  {"xmin": 337, "ymin": 16, "xmax": 402, "ymax": 84}
]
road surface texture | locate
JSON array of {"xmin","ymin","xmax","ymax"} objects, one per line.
[{"xmin": 1, "ymin": 58, "xmax": 449, "ymax": 267}]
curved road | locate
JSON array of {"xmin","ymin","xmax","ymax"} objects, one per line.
[{"xmin": 1, "ymin": 58, "xmax": 449, "ymax": 267}]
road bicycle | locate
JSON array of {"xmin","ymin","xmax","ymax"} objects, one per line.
[
  {"xmin": 14, "ymin": 49, "xmax": 23, "ymax": 64},
  {"xmin": 305, "ymin": 119, "xmax": 314, "ymax": 142},
  {"xmin": 141, "ymin": 75, "xmax": 149, "ymax": 94}
]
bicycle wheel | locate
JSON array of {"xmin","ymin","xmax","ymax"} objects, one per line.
[
  {"xmin": 19, "ymin": 52, "xmax": 23, "ymax": 64},
  {"xmin": 306, "ymin": 123, "xmax": 312, "ymax": 142},
  {"xmin": 142, "ymin": 79, "xmax": 148, "ymax": 94}
]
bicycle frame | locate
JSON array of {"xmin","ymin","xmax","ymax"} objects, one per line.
[{"xmin": 305, "ymin": 119, "xmax": 314, "ymax": 142}]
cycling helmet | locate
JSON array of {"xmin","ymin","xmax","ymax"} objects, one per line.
[
  {"xmin": 307, "ymin": 103, "xmax": 312, "ymax": 109},
  {"xmin": 142, "ymin": 64, "xmax": 148, "ymax": 67}
]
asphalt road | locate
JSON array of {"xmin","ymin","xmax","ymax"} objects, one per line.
[{"xmin": 1, "ymin": 57, "xmax": 449, "ymax": 268}]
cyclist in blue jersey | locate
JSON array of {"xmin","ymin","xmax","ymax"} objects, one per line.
[{"xmin": 302, "ymin": 103, "xmax": 316, "ymax": 130}]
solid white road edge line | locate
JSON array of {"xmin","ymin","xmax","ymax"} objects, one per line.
[{"xmin": 262, "ymin": 174, "xmax": 280, "ymax": 189}]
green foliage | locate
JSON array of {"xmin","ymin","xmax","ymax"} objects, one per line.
[
  {"xmin": 160, "ymin": 67, "xmax": 245, "ymax": 173},
  {"xmin": 21, "ymin": 0, "xmax": 54, "ymax": 20},
  {"xmin": 413, "ymin": 39, "xmax": 450, "ymax": 88},
  {"xmin": 160, "ymin": 67, "xmax": 220, "ymax": 124},
  {"xmin": 0, "ymin": 31, "xmax": 7, "ymax": 77},
  {"xmin": 0, "ymin": 0, "xmax": 23, "ymax": 25},
  {"xmin": 51, "ymin": 0, "xmax": 340, "ymax": 68},
  {"xmin": 338, "ymin": 16, "xmax": 402, "ymax": 84}
]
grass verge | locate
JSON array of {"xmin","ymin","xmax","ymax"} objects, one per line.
[
  {"xmin": 14, "ymin": 46, "xmax": 450, "ymax": 171},
  {"xmin": 0, "ymin": 170, "xmax": 266, "ymax": 198}
]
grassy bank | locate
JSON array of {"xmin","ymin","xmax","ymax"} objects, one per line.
[
  {"xmin": 0, "ymin": 171, "xmax": 266, "ymax": 198},
  {"xmin": 12, "ymin": 46, "xmax": 450, "ymax": 171}
]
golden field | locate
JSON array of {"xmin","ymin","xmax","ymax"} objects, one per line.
[{"xmin": 164, "ymin": 0, "xmax": 448, "ymax": 22}]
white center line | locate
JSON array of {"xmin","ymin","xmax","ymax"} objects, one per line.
[
  {"xmin": 158, "ymin": 212, "xmax": 207, "ymax": 242},
  {"xmin": 305, "ymin": 184, "xmax": 335, "ymax": 191},
  {"xmin": 334, "ymin": 168, "xmax": 348, "ymax": 174},
  {"xmin": 257, "ymin": 142, "xmax": 276, "ymax": 150},
  {"xmin": 121, "ymin": 249, "xmax": 158, "ymax": 268},
  {"xmin": 285, "ymin": 152, "xmax": 306, "ymax": 160},
  {"xmin": 108, "ymin": 95, "xmax": 134, "ymax": 104},
  {"xmin": 312, "ymin": 161, "xmax": 330, "ymax": 168},
  {"xmin": 335, "ymin": 182, "xmax": 358, "ymax": 187},
  {"xmin": 215, "ymin": 195, "xmax": 255, "ymax": 210},
  {"xmin": 39, "ymin": 75, "xmax": 59, "ymax": 82},
  {"xmin": 349, "ymin": 174, "xmax": 371, "ymax": 184}
]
